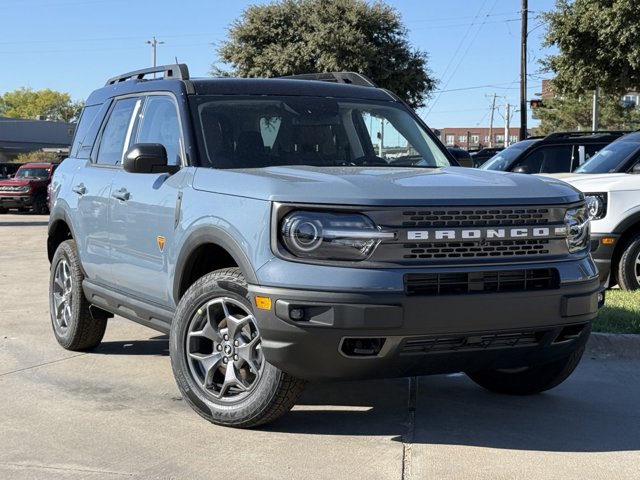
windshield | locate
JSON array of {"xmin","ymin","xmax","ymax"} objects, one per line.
[
  {"xmin": 480, "ymin": 140, "xmax": 535, "ymax": 171},
  {"xmin": 190, "ymin": 96, "xmax": 450, "ymax": 169},
  {"xmin": 574, "ymin": 140, "xmax": 640, "ymax": 173},
  {"xmin": 15, "ymin": 167, "xmax": 50, "ymax": 179}
]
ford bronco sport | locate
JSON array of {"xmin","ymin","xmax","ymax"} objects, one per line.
[
  {"xmin": 47, "ymin": 64, "xmax": 603, "ymax": 428},
  {"xmin": 0, "ymin": 162, "xmax": 57, "ymax": 214}
]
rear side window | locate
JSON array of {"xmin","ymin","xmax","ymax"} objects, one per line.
[
  {"xmin": 513, "ymin": 145, "xmax": 572, "ymax": 173},
  {"xmin": 95, "ymin": 98, "xmax": 140, "ymax": 166}
]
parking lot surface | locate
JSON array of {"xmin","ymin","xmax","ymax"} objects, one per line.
[{"xmin": 1, "ymin": 214, "xmax": 639, "ymax": 480}]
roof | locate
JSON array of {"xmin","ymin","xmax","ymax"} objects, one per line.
[{"xmin": 88, "ymin": 67, "xmax": 397, "ymax": 105}]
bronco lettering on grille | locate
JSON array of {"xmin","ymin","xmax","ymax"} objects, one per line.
[{"xmin": 407, "ymin": 227, "xmax": 557, "ymax": 241}]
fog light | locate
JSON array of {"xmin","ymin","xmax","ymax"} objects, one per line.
[{"xmin": 289, "ymin": 308, "xmax": 305, "ymax": 321}]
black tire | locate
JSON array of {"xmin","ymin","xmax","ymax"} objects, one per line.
[
  {"xmin": 170, "ymin": 268, "xmax": 306, "ymax": 428},
  {"xmin": 32, "ymin": 193, "xmax": 48, "ymax": 215},
  {"xmin": 49, "ymin": 240, "xmax": 107, "ymax": 350},
  {"xmin": 617, "ymin": 233, "xmax": 640, "ymax": 291},
  {"xmin": 466, "ymin": 343, "xmax": 586, "ymax": 395}
]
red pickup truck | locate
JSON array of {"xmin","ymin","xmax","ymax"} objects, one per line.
[{"xmin": 0, "ymin": 162, "xmax": 58, "ymax": 214}]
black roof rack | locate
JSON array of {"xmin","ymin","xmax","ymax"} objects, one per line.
[
  {"xmin": 280, "ymin": 72, "xmax": 377, "ymax": 88},
  {"xmin": 544, "ymin": 130, "xmax": 629, "ymax": 140},
  {"xmin": 105, "ymin": 64, "xmax": 190, "ymax": 86}
]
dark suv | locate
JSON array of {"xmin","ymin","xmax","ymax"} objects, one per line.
[
  {"xmin": 47, "ymin": 64, "xmax": 602, "ymax": 428},
  {"xmin": 480, "ymin": 131, "xmax": 626, "ymax": 174}
]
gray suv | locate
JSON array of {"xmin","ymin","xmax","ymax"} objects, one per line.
[{"xmin": 48, "ymin": 64, "xmax": 602, "ymax": 428}]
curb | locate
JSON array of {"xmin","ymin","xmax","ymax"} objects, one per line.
[{"xmin": 586, "ymin": 332, "xmax": 640, "ymax": 360}]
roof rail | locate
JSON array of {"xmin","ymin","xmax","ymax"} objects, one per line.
[
  {"xmin": 105, "ymin": 64, "xmax": 190, "ymax": 86},
  {"xmin": 544, "ymin": 130, "xmax": 629, "ymax": 140},
  {"xmin": 280, "ymin": 72, "xmax": 377, "ymax": 88}
]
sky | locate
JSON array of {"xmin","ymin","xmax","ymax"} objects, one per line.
[{"xmin": 1, "ymin": 0, "xmax": 558, "ymax": 129}]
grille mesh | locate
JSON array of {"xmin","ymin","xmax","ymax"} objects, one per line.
[
  {"xmin": 401, "ymin": 331, "xmax": 543, "ymax": 355},
  {"xmin": 402, "ymin": 239, "xmax": 551, "ymax": 259},
  {"xmin": 404, "ymin": 268, "xmax": 559, "ymax": 296},
  {"xmin": 401, "ymin": 208, "xmax": 550, "ymax": 227}
]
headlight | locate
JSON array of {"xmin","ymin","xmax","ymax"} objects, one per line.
[
  {"xmin": 280, "ymin": 211, "xmax": 393, "ymax": 261},
  {"xmin": 564, "ymin": 206, "xmax": 590, "ymax": 253},
  {"xmin": 585, "ymin": 193, "xmax": 607, "ymax": 220}
]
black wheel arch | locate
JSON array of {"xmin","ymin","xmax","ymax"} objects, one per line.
[
  {"xmin": 47, "ymin": 209, "xmax": 75, "ymax": 263},
  {"xmin": 611, "ymin": 213, "xmax": 640, "ymax": 282},
  {"xmin": 174, "ymin": 226, "xmax": 258, "ymax": 304}
]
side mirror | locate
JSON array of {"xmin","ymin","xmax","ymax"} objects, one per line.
[
  {"xmin": 512, "ymin": 165, "xmax": 530, "ymax": 174},
  {"xmin": 123, "ymin": 144, "xmax": 179, "ymax": 174}
]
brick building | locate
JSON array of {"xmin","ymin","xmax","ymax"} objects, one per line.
[{"xmin": 434, "ymin": 127, "xmax": 530, "ymax": 150}]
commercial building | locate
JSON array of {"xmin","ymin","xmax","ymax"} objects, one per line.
[{"xmin": 0, "ymin": 117, "xmax": 74, "ymax": 161}]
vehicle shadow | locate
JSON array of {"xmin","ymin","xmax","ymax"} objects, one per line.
[
  {"xmin": 93, "ymin": 335, "xmax": 169, "ymax": 356},
  {"xmin": 263, "ymin": 361, "xmax": 640, "ymax": 453}
]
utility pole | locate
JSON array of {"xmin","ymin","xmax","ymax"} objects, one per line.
[
  {"xmin": 592, "ymin": 87, "xmax": 600, "ymax": 131},
  {"xmin": 504, "ymin": 104, "xmax": 511, "ymax": 147},
  {"xmin": 488, "ymin": 93, "xmax": 497, "ymax": 147},
  {"xmin": 520, "ymin": 0, "xmax": 528, "ymax": 141},
  {"xmin": 146, "ymin": 36, "xmax": 164, "ymax": 68}
]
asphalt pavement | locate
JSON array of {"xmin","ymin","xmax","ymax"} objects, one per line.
[{"xmin": 1, "ymin": 214, "xmax": 639, "ymax": 480}]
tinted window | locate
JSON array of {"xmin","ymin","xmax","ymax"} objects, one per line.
[
  {"xmin": 70, "ymin": 103, "xmax": 107, "ymax": 159},
  {"xmin": 136, "ymin": 96, "xmax": 182, "ymax": 166},
  {"xmin": 96, "ymin": 98, "xmax": 140, "ymax": 166},
  {"xmin": 480, "ymin": 141, "xmax": 535, "ymax": 171},
  {"xmin": 191, "ymin": 96, "xmax": 450, "ymax": 169},
  {"xmin": 575, "ymin": 140, "xmax": 640, "ymax": 173},
  {"xmin": 15, "ymin": 167, "xmax": 50, "ymax": 179},
  {"xmin": 514, "ymin": 145, "xmax": 573, "ymax": 173}
]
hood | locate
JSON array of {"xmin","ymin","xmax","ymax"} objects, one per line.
[
  {"xmin": 0, "ymin": 178, "xmax": 35, "ymax": 187},
  {"xmin": 543, "ymin": 173, "xmax": 640, "ymax": 193},
  {"xmin": 192, "ymin": 166, "xmax": 583, "ymax": 206}
]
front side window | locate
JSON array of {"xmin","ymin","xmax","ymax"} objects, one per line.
[
  {"xmin": 136, "ymin": 96, "xmax": 182, "ymax": 166},
  {"xmin": 191, "ymin": 96, "xmax": 450, "ymax": 169},
  {"xmin": 96, "ymin": 97, "xmax": 140, "ymax": 166}
]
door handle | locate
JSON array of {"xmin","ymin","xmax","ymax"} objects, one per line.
[
  {"xmin": 112, "ymin": 188, "xmax": 131, "ymax": 201},
  {"xmin": 72, "ymin": 184, "xmax": 86, "ymax": 195}
]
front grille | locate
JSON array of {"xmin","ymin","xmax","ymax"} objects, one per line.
[
  {"xmin": 404, "ymin": 268, "xmax": 559, "ymax": 296},
  {"xmin": 401, "ymin": 208, "xmax": 550, "ymax": 227},
  {"xmin": 0, "ymin": 186, "xmax": 24, "ymax": 192},
  {"xmin": 401, "ymin": 331, "xmax": 544, "ymax": 355},
  {"xmin": 402, "ymin": 239, "xmax": 550, "ymax": 259}
]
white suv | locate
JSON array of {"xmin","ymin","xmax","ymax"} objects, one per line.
[{"xmin": 547, "ymin": 173, "xmax": 640, "ymax": 290}]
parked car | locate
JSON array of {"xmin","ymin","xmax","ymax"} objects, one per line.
[
  {"xmin": 469, "ymin": 147, "xmax": 504, "ymax": 167},
  {"xmin": 540, "ymin": 173, "xmax": 640, "ymax": 290},
  {"xmin": 47, "ymin": 64, "xmax": 601, "ymax": 428},
  {"xmin": 480, "ymin": 131, "xmax": 627, "ymax": 174},
  {"xmin": 572, "ymin": 131, "xmax": 640, "ymax": 174},
  {"xmin": 0, "ymin": 162, "xmax": 58, "ymax": 214},
  {"xmin": 446, "ymin": 146, "xmax": 473, "ymax": 167}
]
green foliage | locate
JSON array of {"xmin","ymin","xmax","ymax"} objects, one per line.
[
  {"xmin": 14, "ymin": 150, "xmax": 63, "ymax": 164},
  {"xmin": 0, "ymin": 87, "xmax": 83, "ymax": 122},
  {"xmin": 536, "ymin": 93, "xmax": 640, "ymax": 134},
  {"xmin": 543, "ymin": 0, "xmax": 640, "ymax": 95},
  {"xmin": 594, "ymin": 290, "xmax": 640, "ymax": 334},
  {"xmin": 215, "ymin": 0, "xmax": 436, "ymax": 108}
]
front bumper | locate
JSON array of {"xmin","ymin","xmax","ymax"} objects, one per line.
[
  {"xmin": 0, "ymin": 195, "xmax": 33, "ymax": 209},
  {"xmin": 590, "ymin": 233, "xmax": 620, "ymax": 285},
  {"xmin": 249, "ymin": 266, "xmax": 603, "ymax": 381}
]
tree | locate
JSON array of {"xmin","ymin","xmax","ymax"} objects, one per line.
[
  {"xmin": 543, "ymin": 0, "xmax": 640, "ymax": 95},
  {"xmin": 214, "ymin": 0, "xmax": 436, "ymax": 108},
  {"xmin": 0, "ymin": 88, "xmax": 83, "ymax": 122},
  {"xmin": 535, "ymin": 94, "xmax": 640, "ymax": 135}
]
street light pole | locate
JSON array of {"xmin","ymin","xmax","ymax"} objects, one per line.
[
  {"xmin": 146, "ymin": 36, "xmax": 164, "ymax": 68},
  {"xmin": 520, "ymin": 0, "xmax": 528, "ymax": 140}
]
